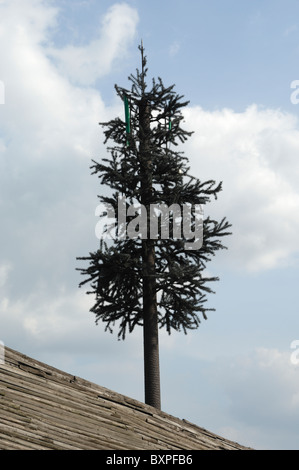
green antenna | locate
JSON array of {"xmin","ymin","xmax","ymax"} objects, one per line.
[{"xmin": 124, "ymin": 94, "xmax": 130, "ymax": 146}]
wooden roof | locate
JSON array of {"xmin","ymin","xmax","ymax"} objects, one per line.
[{"xmin": 0, "ymin": 346, "xmax": 250, "ymax": 450}]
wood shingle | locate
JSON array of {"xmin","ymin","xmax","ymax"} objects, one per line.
[{"xmin": 0, "ymin": 346, "xmax": 250, "ymax": 450}]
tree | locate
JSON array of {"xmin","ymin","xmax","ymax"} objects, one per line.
[{"xmin": 77, "ymin": 44, "xmax": 232, "ymax": 410}]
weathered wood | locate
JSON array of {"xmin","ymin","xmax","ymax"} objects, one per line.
[{"xmin": 0, "ymin": 346, "xmax": 251, "ymax": 450}]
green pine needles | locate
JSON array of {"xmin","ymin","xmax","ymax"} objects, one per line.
[{"xmin": 77, "ymin": 44, "xmax": 231, "ymax": 408}]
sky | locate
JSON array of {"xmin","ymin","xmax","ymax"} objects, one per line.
[{"xmin": 1, "ymin": 0, "xmax": 299, "ymax": 450}]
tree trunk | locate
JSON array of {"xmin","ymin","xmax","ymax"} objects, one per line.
[{"xmin": 139, "ymin": 98, "xmax": 161, "ymax": 410}]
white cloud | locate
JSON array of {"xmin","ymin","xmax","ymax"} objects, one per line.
[
  {"xmin": 184, "ymin": 105, "xmax": 299, "ymax": 272},
  {"xmin": 0, "ymin": 1, "xmax": 109, "ymax": 158},
  {"xmin": 47, "ymin": 3, "xmax": 139, "ymax": 85},
  {"xmin": 213, "ymin": 347, "xmax": 299, "ymax": 449},
  {"xmin": 0, "ymin": 0, "xmax": 58, "ymax": 44},
  {"xmin": 0, "ymin": 1, "xmax": 133, "ymax": 304}
]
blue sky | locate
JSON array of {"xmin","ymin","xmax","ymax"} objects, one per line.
[{"xmin": 1, "ymin": 0, "xmax": 299, "ymax": 450}]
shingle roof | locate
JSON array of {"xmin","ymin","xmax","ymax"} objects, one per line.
[{"xmin": 0, "ymin": 346, "xmax": 250, "ymax": 450}]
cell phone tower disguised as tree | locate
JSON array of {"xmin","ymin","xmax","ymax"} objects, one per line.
[{"xmin": 77, "ymin": 43, "xmax": 232, "ymax": 410}]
